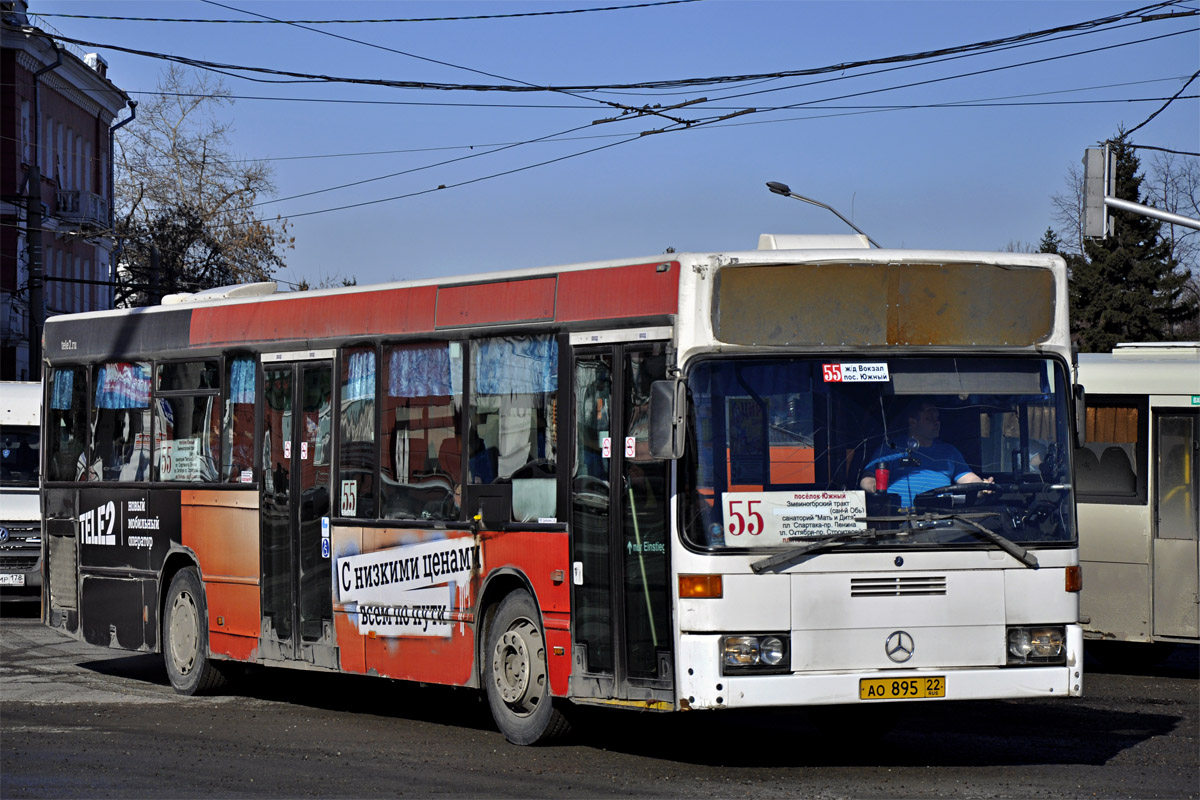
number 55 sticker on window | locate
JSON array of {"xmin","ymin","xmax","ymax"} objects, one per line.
[{"xmin": 720, "ymin": 491, "xmax": 867, "ymax": 547}]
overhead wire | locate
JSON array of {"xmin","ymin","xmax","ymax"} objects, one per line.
[
  {"xmin": 20, "ymin": 2, "xmax": 1196, "ymax": 93},
  {"xmin": 31, "ymin": 1, "xmax": 702, "ymax": 25}
]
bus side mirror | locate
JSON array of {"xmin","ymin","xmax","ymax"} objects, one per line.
[
  {"xmin": 1073, "ymin": 384, "xmax": 1086, "ymax": 448},
  {"xmin": 649, "ymin": 379, "xmax": 686, "ymax": 460}
]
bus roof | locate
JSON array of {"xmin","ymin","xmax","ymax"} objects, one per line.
[
  {"xmin": 41, "ymin": 242, "xmax": 1067, "ymax": 364},
  {"xmin": 1078, "ymin": 345, "xmax": 1200, "ymax": 395}
]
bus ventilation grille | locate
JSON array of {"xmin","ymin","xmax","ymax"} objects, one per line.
[{"xmin": 851, "ymin": 576, "xmax": 947, "ymax": 597}]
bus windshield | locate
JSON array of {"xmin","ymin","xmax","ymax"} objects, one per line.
[{"xmin": 681, "ymin": 356, "xmax": 1075, "ymax": 550}]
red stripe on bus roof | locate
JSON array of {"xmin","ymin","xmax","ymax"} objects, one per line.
[
  {"xmin": 187, "ymin": 261, "xmax": 679, "ymax": 347},
  {"xmin": 435, "ymin": 277, "xmax": 557, "ymax": 328},
  {"xmin": 556, "ymin": 261, "xmax": 679, "ymax": 321},
  {"xmin": 189, "ymin": 284, "xmax": 438, "ymax": 346}
]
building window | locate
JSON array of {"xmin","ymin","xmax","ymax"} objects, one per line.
[{"xmin": 20, "ymin": 101, "xmax": 31, "ymax": 164}]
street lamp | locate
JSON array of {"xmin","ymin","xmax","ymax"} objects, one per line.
[{"xmin": 765, "ymin": 181, "xmax": 881, "ymax": 248}]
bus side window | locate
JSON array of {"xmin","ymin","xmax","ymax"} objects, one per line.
[
  {"xmin": 90, "ymin": 362, "xmax": 151, "ymax": 482},
  {"xmin": 338, "ymin": 346, "xmax": 377, "ymax": 518},
  {"xmin": 222, "ymin": 356, "xmax": 256, "ymax": 483},
  {"xmin": 155, "ymin": 361, "xmax": 220, "ymax": 483},
  {"xmin": 469, "ymin": 335, "xmax": 558, "ymax": 523},
  {"xmin": 47, "ymin": 366, "xmax": 88, "ymax": 482},
  {"xmin": 380, "ymin": 342, "xmax": 462, "ymax": 521},
  {"xmin": 1076, "ymin": 398, "xmax": 1146, "ymax": 504}
]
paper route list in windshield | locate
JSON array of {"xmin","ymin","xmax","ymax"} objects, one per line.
[{"xmin": 721, "ymin": 491, "xmax": 867, "ymax": 547}]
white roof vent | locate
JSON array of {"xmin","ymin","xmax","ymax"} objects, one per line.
[
  {"xmin": 758, "ymin": 234, "xmax": 872, "ymax": 250},
  {"xmin": 161, "ymin": 281, "xmax": 278, "ymax": 305}
]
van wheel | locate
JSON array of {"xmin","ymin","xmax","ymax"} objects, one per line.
[
  {"xmin": 163, "ymin": 567, "xmax": 227, "ymax": 695},
  {"xmin": 484, "ymin": 590, "xmax": 570, "ymax": 745}
]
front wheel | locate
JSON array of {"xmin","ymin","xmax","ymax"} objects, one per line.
[
  {"xmin": 484, "ymin": 590, "xmax": 570, "ymax": 745},
  {"xmin": 163, "ymin": 567, "xmax": 227, "ymax": 696}
]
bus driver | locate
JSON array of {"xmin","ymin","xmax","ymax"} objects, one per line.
[{"xmin": 860, "ymin": 399, "xmax": 992, "ymax": 509}]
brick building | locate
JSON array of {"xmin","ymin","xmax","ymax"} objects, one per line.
[{"xmin": 1, "ymin": 1, "xmax": 131, "ymax": 379}]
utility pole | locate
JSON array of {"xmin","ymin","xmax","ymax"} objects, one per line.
[{"xmin": 25, "ymin": 164, "xmax": 44, "ymax": 382}]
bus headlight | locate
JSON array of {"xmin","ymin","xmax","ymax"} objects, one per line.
[
  {"xmin": 1006, "ymin": 626, "xmax": 1066, "ymax": 664},
  {"xmin": 721, "ymin": 634, "xmax": 790, "ymax": 674}
]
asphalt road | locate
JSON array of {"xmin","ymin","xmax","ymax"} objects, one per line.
[{"xmin": 1, "ymin": 604, "xmax": 1196, "ymax": 799}]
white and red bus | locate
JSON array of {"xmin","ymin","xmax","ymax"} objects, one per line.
[{"xmin": 41, "ymin": 234, "xmax": 1084, "ymax": 743}]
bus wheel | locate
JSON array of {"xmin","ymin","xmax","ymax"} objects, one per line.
[
  {"xmin": 484, "ymin": 590, "xmax": 570, "ymax": 745},
  {"xmin": 163, "ymin": 567, "xmax": 227, "ymax": 696}
]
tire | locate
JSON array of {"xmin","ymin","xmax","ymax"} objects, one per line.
[
  {"xmin": 484, "ymin": 590, "xmax": 570, "ymax": 745},
  {"xmin": 163, "ymin": 567, "xmax": 228, "ymax": 696}
]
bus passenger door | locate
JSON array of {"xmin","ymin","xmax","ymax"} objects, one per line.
[
  {"xmin": 1153, "ymin": 411, "xmax": 1199, "ymax": 640},
  {"xmin": 570, "ymin": 339, "xmax": 673, "ymax": 705},
  {"xmin": 260, "ymin": 356, "xmax": 337, "ymax": 667}
]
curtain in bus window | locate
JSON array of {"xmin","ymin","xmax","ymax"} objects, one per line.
[
  {"xmin": 344, "ymin": 350, "xmax": 375, "ymax": 402},
  {"xmin": 229, "ymin": 357, "xmax": 255, "ymax": 404},
  {"xmin": 473, "ymin": 337, "xmax": 558, "ymax": 395},
  {"xmin": 90, "ymin": 362, "xmax": 151, "ymax": 482},
  {"xmin": 388, "ymin": 343, "xmax": 459, "ymax": 398},
  {"xmin": 380, "ymin": 342, "xmax": 461, "ymax": 521},
  {"xmin": 47, "ymin": 366, "xmax": 87, "ymax": 482},
  {"xmin": 51, "ymin": 368, "xmax": 73, "ymax": 410},
  {"xmin": 339, "ymin": 347, "xmax": 376, "ymax": 518}
]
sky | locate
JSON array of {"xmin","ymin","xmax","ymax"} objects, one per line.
[{"xmin": 27, "ymin": 0, "xmax": 1200, "ymax": 290}]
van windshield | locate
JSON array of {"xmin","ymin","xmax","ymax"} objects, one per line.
[
  {"xmin": 679, "ymin": 356, "xmax": 1075, "ymax": 550},
  {"xmin": 1, "ymin": 426, "xmax": 39, "ymax": 486}
]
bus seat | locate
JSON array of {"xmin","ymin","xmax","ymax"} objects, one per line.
[{"xmin": 1098, "ymin": 446, "xmax": 1136, "ymax": 494}]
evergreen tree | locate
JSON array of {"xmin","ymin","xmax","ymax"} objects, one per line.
[
  {"xmin": 1038, "ymin": 227, "xmax": 1062, "ymax": 255},
  {"xmin": 1066, "ymin": 134, "xmax": 1197, "ymax": 352}
]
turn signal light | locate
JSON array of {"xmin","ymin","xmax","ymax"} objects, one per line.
[
  {"xmin": 1065, "ymin": 565, "xmax": 1082, "ymax": 593},
  {"xmin": 679, "ymin": 574, "xmax": 723, "ymax": 598}
]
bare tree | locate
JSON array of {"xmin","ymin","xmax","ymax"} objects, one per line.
[
  {"xmin": 114, "ymin": 66, "xmax": 293, "ymax": 306},
  {"xmin": 1143, "ymin": 150, "xmax": 1199, "ymax": 277},
  {"xmin": 1050, "ymin": 164, "xmax": 1086, "ymax": 256}
]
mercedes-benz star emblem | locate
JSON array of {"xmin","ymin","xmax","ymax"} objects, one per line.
[{"xmin": 885, "ymin": 630, "xmax": 915, "ymax": 663}]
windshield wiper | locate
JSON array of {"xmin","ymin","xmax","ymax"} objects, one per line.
[
  {"xmin": 950, "ymin": 514, "xmax": 1039, "ymax": 569},
  {"xmin": 751, "ymin": 528, "xmax": 892, "ymax": 574},
  {"xmin": 749, "ymin": 511, "xmax": 1039, "ymax": 574},
  {"xmin": 865, "ymin": 511, "xmax": 1038, "ymax": 568}
]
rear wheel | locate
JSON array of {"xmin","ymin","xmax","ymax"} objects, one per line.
[
  {"xmin": 484, "ymin": 590, "xmax": 570, "ymax": 745},
  {"xmin": 163, "ymin": 567, "xmax": 227, "ymax": 695}
]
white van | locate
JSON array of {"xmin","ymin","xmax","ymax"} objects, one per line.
[{"xmin": 1, "ymin": 381, "xmax": 42, "ymax": 602}]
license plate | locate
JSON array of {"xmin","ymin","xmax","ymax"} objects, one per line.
[
  {"xmin": 0, "ymin": 574, "xmax": 26, "ymax": 586},
  {"xmin": 859, "ymin": 676, "xmax": 945, "ymax": 700}
]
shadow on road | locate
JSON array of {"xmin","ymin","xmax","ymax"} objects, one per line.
[{"xmin": 52, "ymin": 614, "xmax": 1193, "ymax": 770}]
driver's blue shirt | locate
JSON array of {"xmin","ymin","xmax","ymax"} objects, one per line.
[{"xmin": 864, "ymin": 441, "xmax": 972, "ymax": 508}]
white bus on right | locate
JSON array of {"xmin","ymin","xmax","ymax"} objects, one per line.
[{"xmin": 1076, "ymin": 342, "xmax": 1199, "ymax": 658}]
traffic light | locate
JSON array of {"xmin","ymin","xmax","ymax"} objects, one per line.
[{"xmin": 1082, "ymin": 146, "xmax": 1114, "ymax": 239}]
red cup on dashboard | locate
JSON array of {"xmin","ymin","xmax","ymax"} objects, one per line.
[{"xmin": 874, "ymin": 466, "xmax": 889, "ymax": 491}]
